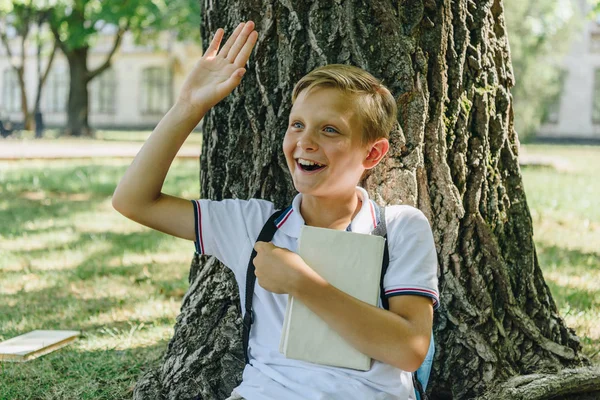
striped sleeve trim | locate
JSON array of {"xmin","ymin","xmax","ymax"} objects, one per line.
[
  {"xmin": 190, "ymin": 200, "xmax": 205, "ymax": 254},
  {"xmin": 385, "ymin": 287, "xmax": 440, "ymax": 310},
  {"xmin": 275, "ymin": 206, "xmax": 293, "ymax": 228}
]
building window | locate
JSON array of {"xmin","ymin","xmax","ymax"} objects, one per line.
[
  {"xmin": 140, "ymin": 67, "xmax": 172, "ymax": 115},
  {"xmin": 543, "ymin": 69, "xmax": 566, "ymax": 125},
  {"xmin": 593, "ymin": 69, "xmax": 600, "ymax": 125},
  {"xmin": 590, "ymin": 32, "xmax": 600, "ymax": 53},
  {"xmin": 2, "ymin": 68, "xmax": 21, "ymax": 113},
  {"xmin": 43, "ymin": 68, "xmax": 68, "ymax": 113},
  {"xmin": 91, "ymin": 68, "xmax": 116, "ymax": 114}
]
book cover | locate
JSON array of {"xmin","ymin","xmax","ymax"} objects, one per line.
[
  {"xmin": 279, "ymin": 225, "xmax": 385, "ymax": 370},
  {"xmin": 0, "ymin": 330, "xmax": 80, "ymax": 362}
]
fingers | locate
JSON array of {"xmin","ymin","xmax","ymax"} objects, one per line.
[
  {"xmin": 254, "ymin": 240, "xmax": 265, "ymax": 252},
  {"xmin": 234, "ymin": 30, "xmax": 258, "ymax": 67},
  {"xmin": 226, "ymin": 21, "xmax": 256, "ymax": 63},
  {"xmin": 254, "ymin": 241, "xmax": 274, "ymax": 252},
  {"xmin": 205, "ymin": 28, "xmax": 224, "ymax": 58},
  {"xmin": 219, "ymin": 22, "xmax": 245, "ymax": 59}
]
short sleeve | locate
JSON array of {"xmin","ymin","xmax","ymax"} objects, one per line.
[
  {"xmin": 383, "ymin": 205, "xmax": 440, "ymax": 310},
  {"xmin": 190, "ymin": 198, "xmax": 276, "ymax": 273}
]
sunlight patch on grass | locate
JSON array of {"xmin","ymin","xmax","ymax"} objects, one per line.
[
  {"xmin": 0, "ymin": 272, "xmax": 57, "ymax": 295},
  {"xmin": 545, "ymin": 271, "xmax": 600, "ymax": 292},
  {"xmin": 84, "ymin": 298, "xmax": 181, "ymax": 332},
  {"xmin": 113, "ymin": 250, "xmax": 193, "ymax": 268},
  {"xmin": 19, "ymin": 190, "xmax": 94, "ymax": 202},
  {"xmin": 1, "ymin": 228, "xmax": 80, "ymax": 251},
  {"xmin": 81, "ymin": 323, "xmax": 176, "ymax": 351}
]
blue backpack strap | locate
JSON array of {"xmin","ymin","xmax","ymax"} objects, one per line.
[
  {"xmin": 243, "ymin": 207, "xmax": 288, "ymax": 364},
  {"xmin": 370, "ymin": 202, "xmax": 433, "ymax": 400}
]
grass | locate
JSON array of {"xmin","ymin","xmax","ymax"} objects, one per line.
[
  {"xmin": 519, "ymin": 144, "xmax": 600, "ymax": 358},
  {"xmin": 0, "ymin": 157, "xmax": 200, "ymax": 400},
  {"xmin": 0, "ymin": 142, "xmax": 598, "ymax": 399}
]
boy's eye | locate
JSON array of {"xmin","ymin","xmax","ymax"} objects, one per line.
[
  {"xmin": 291, "ymin": 122, "xmax": 303, "ymax": 129},
  {"xmin": 323, "ymin": 127, "xmax": 338, "ymax": 134}
]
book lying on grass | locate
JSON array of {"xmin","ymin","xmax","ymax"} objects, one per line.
[
  {"xmin": 0, "ymin": 330, "xmax": 80, "ymax": 362},
  {"xmin": 279, "ymin": 225, "xmax": 385, "ymax": 371}
]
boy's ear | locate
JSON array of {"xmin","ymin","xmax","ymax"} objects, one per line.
[{"xmin": 363, "ymin": 138, "xmax": 389, "ymax": 169}]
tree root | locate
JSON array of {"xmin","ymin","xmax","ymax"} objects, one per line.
[{"xmin": 477, "ymin": 366, "xmax": 600, "ymax": 400}]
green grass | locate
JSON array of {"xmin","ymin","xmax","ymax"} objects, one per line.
[
  {"xmin": 520, "ymin": 144, "xmax": 600, "ymax": 359},
  {"xmin": 0, "ymin": 158, "xmax": 200, "ymax": 400},
  {"xmin": 8, "ymin": 128, "xmax": 203, "ymax": 146},
  {"xmin": 0, "ymin": 144, "xmax": 598, "ymax": 399}
]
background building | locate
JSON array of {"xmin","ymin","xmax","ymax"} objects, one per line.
[
  {"xmin": 538, "ymin": 1, "xmax": 600, "ymax": 141},
  {"xmin": 0, "ymin": 28, "xmax": 201, "ymax": 130}
]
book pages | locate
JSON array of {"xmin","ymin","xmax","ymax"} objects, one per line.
[{"xmin": 0, "ymin": 330, "xmax": 80, "ymax": 362}]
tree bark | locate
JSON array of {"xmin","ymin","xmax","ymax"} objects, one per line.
[{"xmin": 134, "ymin": 1, "xmax": 600, "ymax": 399}]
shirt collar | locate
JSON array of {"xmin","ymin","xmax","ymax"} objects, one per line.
[{"xmin": 276, "ymin": 187, "xmax": 379, "ymax": 238}]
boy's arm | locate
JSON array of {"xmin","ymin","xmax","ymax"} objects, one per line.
[
  {"xmin": 112, "ymin": 22, "xmax": 258, "ymax": 241},
  {"xmin": 291, "ymin": 276, "xmax": 433, "ymax": 372}
]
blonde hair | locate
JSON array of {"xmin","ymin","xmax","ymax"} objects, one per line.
[{"xmin": 291, "ymin": 64, "xmax": 397, "ymax": 146}]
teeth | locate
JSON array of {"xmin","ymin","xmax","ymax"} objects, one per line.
[{"xmin": 298, "ymin": 158, "xmax": 324, "ymax": 167}]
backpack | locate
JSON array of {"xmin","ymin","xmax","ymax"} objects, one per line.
[{"xmin": 243, "ymin": 204, "xmax": 434, "ymax": 400}]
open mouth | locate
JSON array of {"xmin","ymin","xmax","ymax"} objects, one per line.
[{"xmin": 296, "ymin": 158, "xmax": 327, "ymax": 173}]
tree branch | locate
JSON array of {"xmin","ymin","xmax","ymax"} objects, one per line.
[
  {"xmin": 0, "ymin": 25, "xmax": 17, "ymax": 70},
  {"xmin": 49, "ymin": 22, "xmax": 69, "ymax": 57},
  {"xmin": 87, "ymin": 20, "xmax": 130, "ymax": 82},
  {"xmin": 41, "ymin": 40, "xmax": 58, "ymax": 87},
  {"xmin": 34, "ymin": 39, "xmax": 58, "ymax": 112}
]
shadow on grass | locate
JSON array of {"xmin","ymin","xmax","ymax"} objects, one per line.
[
  {"xmin": 536, "ymin": 243, "xmax": 599, "ymax": 311},
  {"xmin": 5, "ymin": 230, "xmax": 172, "ymax": 269},
  {"xmin": 0, "ymin": 197, "xmax": 107, "ymax": 239},
  {"xmin": 536, "ymin": 243, "xmax": 600, "ymax": 358},
  {"xmin": 0, "ymin": 286, "xmax": 126, "ymax": 337},
  {"xmin": 0, "ymin": 341, "xmax": 168, "ymax": 400},
  {"xmin": 537, "ymin": 243, "xmax": 600, "ymax": 275}
]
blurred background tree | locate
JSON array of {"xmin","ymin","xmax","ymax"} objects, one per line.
[
  {"xmin": 0, "ymin": 0, "xmax": 57, "ymax": 131},
  {"xmin": 0, "ymin": 0, "xmax": 201, "ymax": 137},
  {"xmin": 504, "ymin": 0, "xmax": 579, "ymax": 142}
]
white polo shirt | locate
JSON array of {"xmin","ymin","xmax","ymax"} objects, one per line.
[{"xmin": 191, "ymin": 187, "xmax": 439, "ymax": 400}]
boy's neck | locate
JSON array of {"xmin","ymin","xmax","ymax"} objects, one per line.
[{"xmin": 300, "ymin": 189, "xmax": 362, "ymax": 231}]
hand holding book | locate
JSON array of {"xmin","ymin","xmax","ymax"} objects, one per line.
[
  {"xmin": 253, "ymin": 241, "xmax": 325, "ymax": 295},
  {"xmin": 254, "ymin": 225, "xmax": 385, "ymax": 370}
]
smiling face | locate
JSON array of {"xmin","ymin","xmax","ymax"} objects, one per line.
[{"xmin": 282, "ymin": 87, "xmax": 372, "ymax": 198}]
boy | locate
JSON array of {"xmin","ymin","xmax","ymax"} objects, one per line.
[{"xmin": 112, "ymin": 21, "xmax": 439, "ymax": 400}]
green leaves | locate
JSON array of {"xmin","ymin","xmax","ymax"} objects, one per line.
[{"xmin": 46, "ymin": 0, "xmax": 200, "ymax": 51}]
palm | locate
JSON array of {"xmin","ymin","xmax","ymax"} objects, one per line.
[{"xmin": 179, "ymin": 22, "xmax": 258, "ymax": 112}]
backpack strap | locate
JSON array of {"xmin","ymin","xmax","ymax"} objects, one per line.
[
  {"xmin": 242, "ymin": 208, "xmax": 287, "ymax": 364},
  {"xmin": 370, "ymin": 203, "xmax": 390, "ymax": 310}
]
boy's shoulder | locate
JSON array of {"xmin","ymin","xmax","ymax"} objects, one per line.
[
  {"xmin": 383, "ymin": 204, "xmax": 432, "ymax": 235},
  {"xmin": 385, "ymin": 204, "xmax": 429, "ymax": 223}
]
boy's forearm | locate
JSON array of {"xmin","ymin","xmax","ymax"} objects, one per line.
[
  {"xmin": 112, "ymin": 102, "xmax": 204, "ymax": 211},
  {"xmin": 290, "ymin": 273, "xmax": 426, "ymax": 372}
]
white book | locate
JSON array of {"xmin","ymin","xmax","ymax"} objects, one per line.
[
  {"xmin": 279, "ymin": 225, "xmax": 385, "ymax": 371},
  {"xmin": 0, "ymin": 330, "xmax": 80, "ymax": 362}
]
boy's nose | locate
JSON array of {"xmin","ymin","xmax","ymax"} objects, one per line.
[{"xmin": 297, "ymin": 131, "xmax": 318, "ymax": 151}]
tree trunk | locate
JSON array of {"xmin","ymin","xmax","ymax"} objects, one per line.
[
  {"xmin": 64, "ymin": 47, "xmax": 91, "ymax": 137},
  {"xmin": 134, "ymin": 1, "xmax": 600, "ymax": 399}
]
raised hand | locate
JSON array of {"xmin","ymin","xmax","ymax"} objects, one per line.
[{"xmin": 177, "ymin": 21, "xmax": 258, "ymax": 116}]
